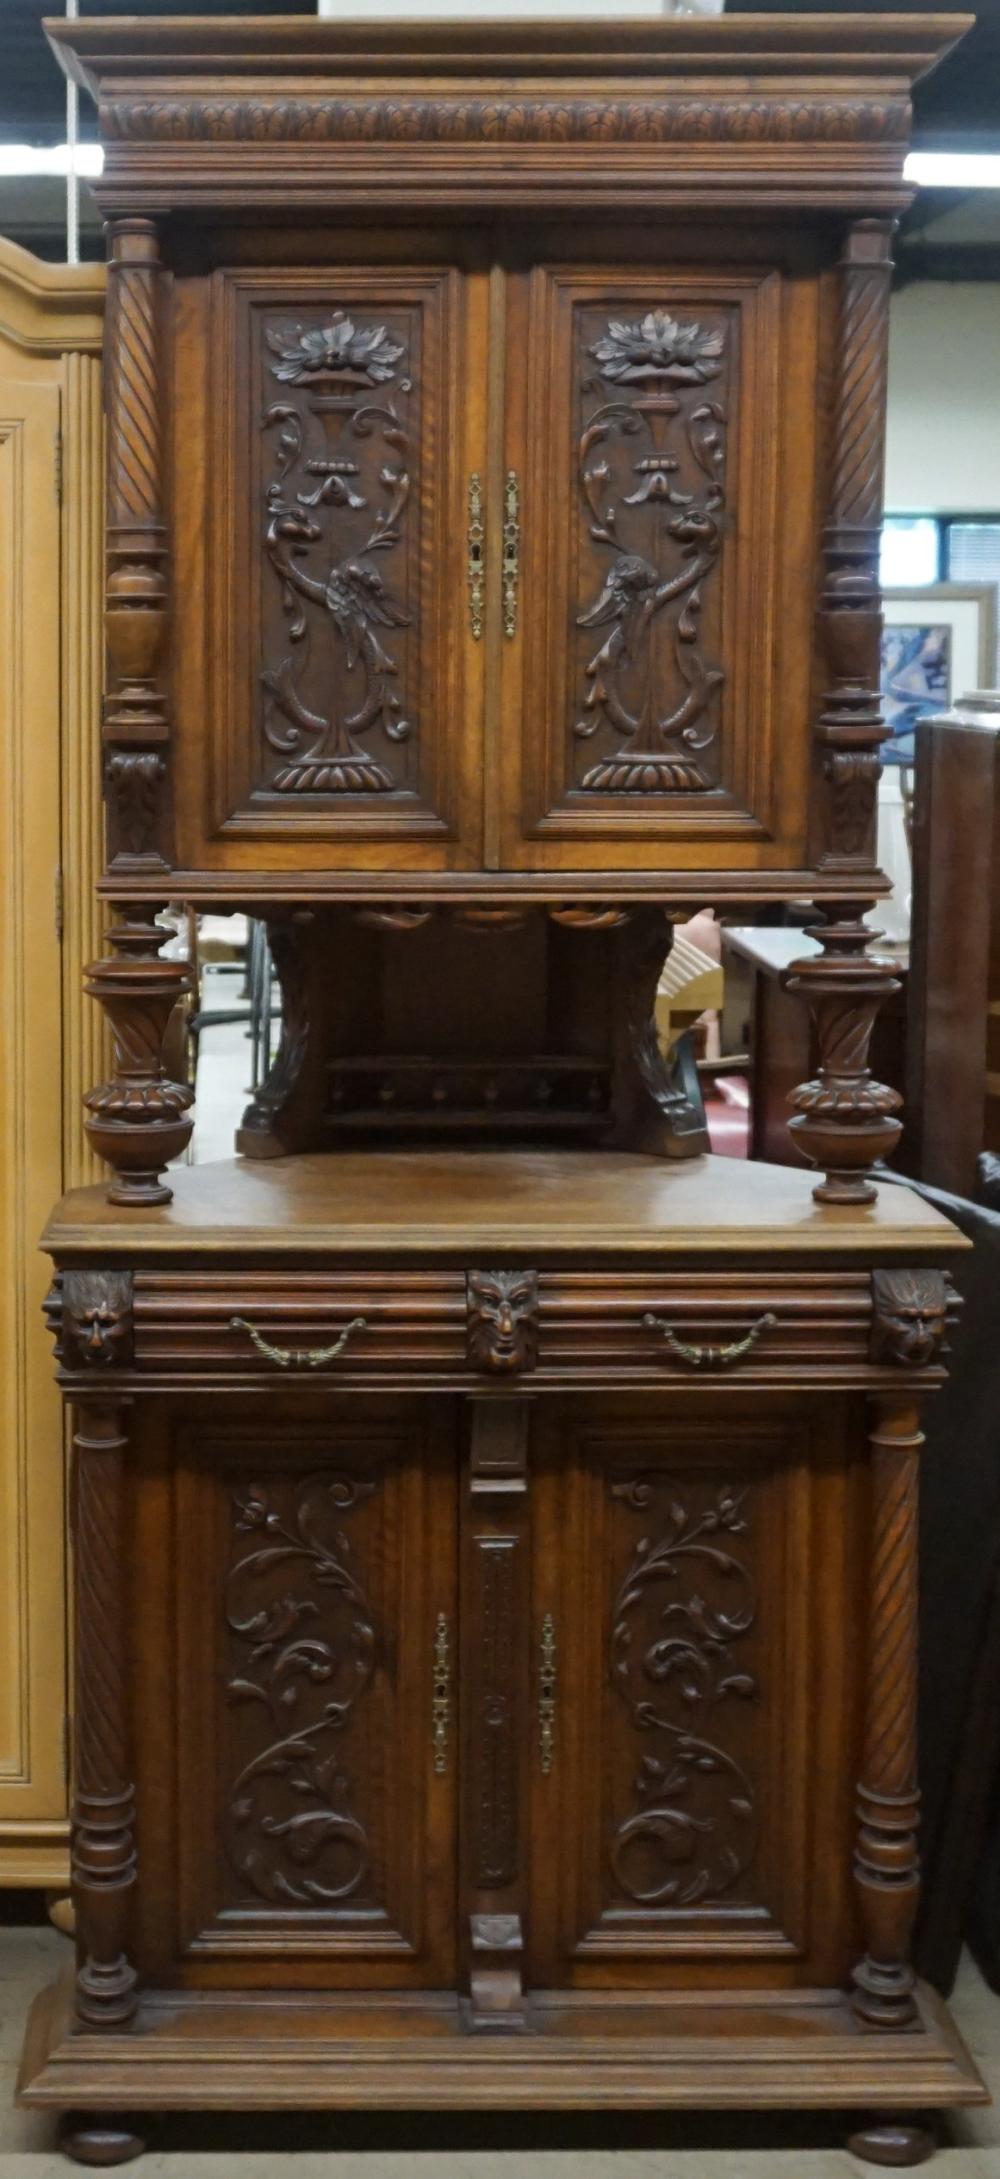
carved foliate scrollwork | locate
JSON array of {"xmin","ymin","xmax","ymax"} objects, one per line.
[
  {"xmin": 609, "ymin": 1479, "xmax": 759, "ymax": 1908},
  {"xmin": 224, "ymin": 1472, "xmax": 378, "ymax": 1908},
  {"xmin": 473, "ymin": 1539, "xmax": 519, "ymax": 1890},
  {"xmin": 573, "ymin": 309, "xmax": 727, "ymax": 795},
  {"xmin": 870, "ymin": 1270, "xmax": 949, "ymax": 1369},
  {"xmin": 467, "ymin": 1270, "xmax": 540, "ymax": 1374},
  {"xmin": 61, "ymin": 1272, "xmax": 134, "ymax": 1369},
  {"xmin": 259, "ymin": 306, "xmax": 414, "ymax": 796},
  {"xmin": 103, "ymin": 95, "xmax": 910, "ymax": 149}
]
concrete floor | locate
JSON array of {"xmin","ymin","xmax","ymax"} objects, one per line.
[{"xmin": 2, "ymin": 1925, "xmax": 1000, "ymax": 2176}]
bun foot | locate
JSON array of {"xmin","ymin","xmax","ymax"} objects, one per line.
[
  {"xmin": 59, "ymin": 2116, "xmax": 146, "ymax": 2167},
  {"xmin": 848, "ymin": 2119, "xmax": 937, "ymax": 2167}
]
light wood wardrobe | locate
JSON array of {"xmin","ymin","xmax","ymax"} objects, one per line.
[{"xmin": 0, "ymin": 237, "xmax": 104, "ymax": 1890}]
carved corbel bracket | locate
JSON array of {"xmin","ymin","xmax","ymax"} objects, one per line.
[
  {"xmin": 56, "ymin": 1271, "xmax": 135, "ymax": 1371},
  {"xmin": 84, "ymin": 905, "xmax": 193, "ymax": 1205},
  {"xmin": 467, "ymin": 1271, "xmax": 539, "ymax": 1375},
  {"xmin": 870, "ymin": 1269, "xmax": 951, "ymax": 1369},
  {"xmin": 468, "ymin": 1912, "xmax": 527, "ymax": 2033},
  {"xmin": 785, "ymin": 906, "xmax": 902, "ymax": 1204},
  {"xmin": 609, "ymin": 906, "xmax": 710, "ymax": 1160}
]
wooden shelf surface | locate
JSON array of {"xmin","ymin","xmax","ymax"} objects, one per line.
[{"xmin": 43, "ymin": 1149, "xmax": 967, "ymax": 1262}]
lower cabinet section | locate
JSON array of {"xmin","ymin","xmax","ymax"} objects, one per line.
[
  {"xmin": 18, "ymin": 1372, "xmax": 989, "ymax": 2129},
  {"xmin": 120, "ymin": 1390, "xmax": 861, "ymax": 2000}
]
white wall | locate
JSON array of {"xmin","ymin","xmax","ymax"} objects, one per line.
[{"xmin": 885, "ymin": 281, "xmax": 1000, "ymax": 511}]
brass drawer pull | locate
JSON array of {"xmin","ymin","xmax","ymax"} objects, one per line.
[
  {"xmin": 539, "ymin": 1612, "xmax": 557, "ymax": 1775},
  {"xmin": 502, "ymin": 469, "xmax": 520, "ymax": 639},
  {"xmin": 468, "ymin": 472, "xmax": 485, "ymax": 639},
  {"xmin": 642, "ymin": 1311, "xmax": 776, "ymax": 1370},
  {"xmin": 229, "ymin": 1315, "xmax": 366, "ymax": 1369},
  {"xmin": 433, "ymin": 1612, "xmax": 451, "ymax": 1773}
]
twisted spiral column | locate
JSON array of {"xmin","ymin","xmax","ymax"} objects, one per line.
[
  {"xmin": 817, "ymin": 217, "xmax": 894, "ymax": 873},
  {"xmin": 103, "ymin": 217, "xmax": 170, "ymax": 873},
  {"xmin": 852, "ymin": 1397, "xmax": 922, "ymax": 2030},
  {"xmin": 71, "ymin": 1403, "xmax": 138, "ymax": 2028}
]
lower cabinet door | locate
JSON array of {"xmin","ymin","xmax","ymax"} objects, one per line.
[
  {"xmin": 132, "ymin": 1394, "xmax": 460, "ymax": 1989},
  {"xmin": 527, "ymin": 1393, "xmax": 864, "ymax": 1993}
]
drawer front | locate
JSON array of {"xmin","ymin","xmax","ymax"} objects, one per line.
[
  {"xmin": 537, "ymin": 1272, "xmax": 875, "ymax": 1382},
  {"xmin": 133, "ymin": 1273, "xmax": 467, "ymax": 1374},
  {"xmin": 56, "ymin": 1263, "xmax": 945, "ymax": 1386}
]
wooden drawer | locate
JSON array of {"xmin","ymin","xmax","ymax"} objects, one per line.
[
  {"xmin": 536, "ymin": 1271, "xmax": 876, "ymax": 1383},
  {"xmin": 133, "ymin": 1272, "xmax": 467, "ymax": 1374},
  {"xmin": 104, "ymin": 1265, "xmax": 946, "ymax": 1389}
]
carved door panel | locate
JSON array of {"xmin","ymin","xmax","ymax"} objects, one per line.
[
  {"xmin": 134, "ymin": 1396, "xmax": 460, "ymax": 1988},
  {"xmin": 528, "ymin": 1394, "xmax": 862, "ymax": 1990},
  {"xmin": 498, "ymin": 244, "xmax": 819, "ymax": 872},
  {"xmin": 174, "ymin": 248, "xmax": 488, "ymax": 870}
]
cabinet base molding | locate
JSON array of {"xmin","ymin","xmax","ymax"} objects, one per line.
[{"xmin": 20, "ymin": 1969, "xmax": 985, "ymax": 2118}]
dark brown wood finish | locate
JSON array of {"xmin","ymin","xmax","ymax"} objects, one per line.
[
  {"xmin": 906, "ymin": 699, "xmax": 1000, "ymax": 1196},
  {"xmin": 26, "ymin": 13, "xmax": 984, "ymax": 2163},
  {"xmin": 69, "ymin": 1401, "xmax": 138, "ymax": 2030}
]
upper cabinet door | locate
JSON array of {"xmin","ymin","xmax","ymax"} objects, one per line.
[
  {"xmin": 498, "ymin": 241, "xmax": 820, "ymax": 873},
  {"xmin": 172, "ymin": 247, "xmax": 488, "ymax": 871}
]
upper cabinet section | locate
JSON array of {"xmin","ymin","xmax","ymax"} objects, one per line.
[{"xmin": 46, "ymin": 14, "xmax": 969, "ymax": 900}]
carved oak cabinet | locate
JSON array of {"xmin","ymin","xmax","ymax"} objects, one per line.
[{"xmin": 20, "ymin": 13, "xmax": 987, "ymax": 2168}]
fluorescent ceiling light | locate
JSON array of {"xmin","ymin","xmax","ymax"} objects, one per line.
[
  {"xmin": 904, "ymin": 151, "xmax": 1000, "ymax": 188},
  {"xmin": 0, "ymin": 143, "xmax": 103, "ymax": 179},
  {"xmin": 316, "ymin": 0, "xmax": 724, "ymax": 14}
]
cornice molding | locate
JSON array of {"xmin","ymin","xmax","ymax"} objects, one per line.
[
  {"xmin": 0, "ymin": 236, "xmax": 104, "ymax": 356},
  {"xmin": 43, "ymin": 13, "xmax": 971, "ymax": 215}
]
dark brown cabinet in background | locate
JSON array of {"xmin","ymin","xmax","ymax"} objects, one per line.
[{"xmin": 19, "ymin": 14, "xmax": 987, "ymax": 2171}]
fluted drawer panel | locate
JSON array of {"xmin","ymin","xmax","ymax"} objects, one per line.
[
  {"xmin": 133, "ymin": 1272, "xmax": 467, "ymax": 1372},
  {"xmin": 537, "ymin": 1272, "xmax": 875, "ymax": 1380}
]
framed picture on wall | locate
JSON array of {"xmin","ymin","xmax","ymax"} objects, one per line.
[{"xmin": 880, "ymin": 582, "xmax": 998, "ymax": 765}]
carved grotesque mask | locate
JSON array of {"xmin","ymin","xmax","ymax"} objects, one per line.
[
  {"xmin": 467, "ymin": 1270, "xmax": 539, "ymax": 1374},
  {"xmin": 870, "ymin": 1270, "xmax": 948, "ymax": 1369}
]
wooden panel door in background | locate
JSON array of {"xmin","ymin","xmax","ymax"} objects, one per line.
[
  {"xmin": 499, "ymin": 246, "xmax": 820, "ymax": 873},
  {"xmin": 174, "ymin": 252, "xmax": 489, "ymax": 871},
  {"xmin": 528, "ymin": 1395, "xmax": 862, "ymax": 1991},
  {"xmin": 133, "ymin": 1396, "xmax": 460, "ymax": 1987},
  {"xmin": 0, "ymin": 373, "xmax": 66, "ymax": 1882},
  {"xmin": 0, "ymin": 242, "xmax": 104, "ymax": 1892}
]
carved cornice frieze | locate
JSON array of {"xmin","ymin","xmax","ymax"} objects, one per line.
[{"xmin": 100, "ymin": 96, "xmax": 910, "ymax": 151}]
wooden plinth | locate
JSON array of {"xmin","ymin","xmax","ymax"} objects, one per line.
[{"xmin": 19, "ymin": 1967, "xmax": 985, "ymax": 2117}]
